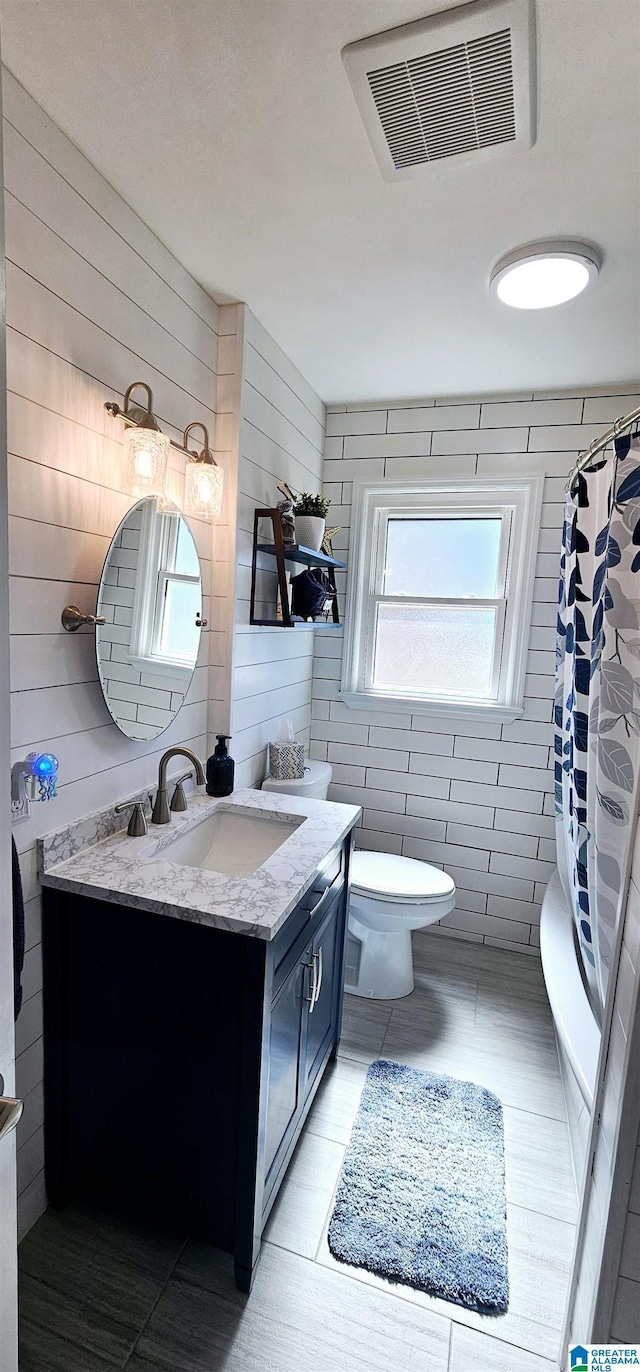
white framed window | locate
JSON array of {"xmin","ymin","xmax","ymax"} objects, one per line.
[
  {"xmin": 129, "ymin": 502, "xmax": 201, "ymax": 685},
  {"xmin": 341, "ymin": 476, "xmax": 543, "ymax": 723}
]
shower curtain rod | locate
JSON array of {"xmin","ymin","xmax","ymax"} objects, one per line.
[{"xmin": 566, "ymin": 401, "xmax": 640, "ymax": 494}]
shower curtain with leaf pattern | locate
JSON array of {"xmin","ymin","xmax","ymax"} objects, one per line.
[{"xmin": 556, "ymin": 431, "xmax": 640, "ymax": 1013}]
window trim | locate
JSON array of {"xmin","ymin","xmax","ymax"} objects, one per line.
[
  {"xmin": 129, "ymin": 502, "xmax": 201, "ymax": 687},
  {"xmin": 340, "ymin": 476, "xmax": 544, "ymax": 724}
]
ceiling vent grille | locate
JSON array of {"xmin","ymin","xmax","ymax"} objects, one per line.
[
  {"xmin": 343, "ymin": 0, "xmax": 535, "ymax": 181},
  {"xmin": 368, "ymin": 29, "xmax": 516, "ymax": 169}
]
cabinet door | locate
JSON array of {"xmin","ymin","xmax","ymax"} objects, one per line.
[
  {"xmin": 263, "ymin": 953, "xmax": 308, "ymax": 1181},
  {"xmin": 303, "ymin": 888, "xmax": 343, "ymax": 1097}
]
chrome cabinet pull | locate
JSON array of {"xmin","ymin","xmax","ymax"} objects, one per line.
[
  {"xmin": 313, "ymin": 946, "xmax": 323, "ymax": 1008},
  {"xmin": 305, "ymin": 957, "xmax": 318, "ymax": 1010},
  {"xmin": 306, "ymin": 868, "xmax": 342, "ymax": 921},
  {"xmin": 306, "ymin": 888, "xmax": 327, "ymax": 921},
  {"xmin": 0, "ymin": 1097, "xmax": 23, "ymax": 1143}
]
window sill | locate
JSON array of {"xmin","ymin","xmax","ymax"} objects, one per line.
[
  {"xmin": 129, "ymin": 655, "xmax": 193, "ymax": 688},
  {"xmin": 338, "ymin": 690, "xmax": 524, "ymax": 726}
]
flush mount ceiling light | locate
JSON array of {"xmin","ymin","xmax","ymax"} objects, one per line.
[{"xmin": 490, "ymin": 240, "xmax": 601, "ymax": 309}]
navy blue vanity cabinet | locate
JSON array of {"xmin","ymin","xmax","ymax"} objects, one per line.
[
  {"xmin": 263, "ymin": 954, "xmax": 307, "ymax": 1182},
  {"xmin": 42, "ymin": 830, "xmax": 353, "ymax": 1294},
  {"xmin": 260, "ymin": 880, "xmax": 345, "ymax": 1226},
  {"xmin": 304, "ymin": 896, "xmax": 342, "ymax": 1096}
]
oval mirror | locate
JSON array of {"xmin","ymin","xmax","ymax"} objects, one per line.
[{"xmin": 96, "ymin": 497, "xmax": 203, "ymax": 741}]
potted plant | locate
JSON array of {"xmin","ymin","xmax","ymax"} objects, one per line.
[{"xmin": 293, "ymin": 492, "xmax": 331, "ymax": 552}]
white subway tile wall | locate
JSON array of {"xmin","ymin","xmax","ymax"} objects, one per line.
[
  {"xmin": 230, "ymin": 309, "xmax": 325, "ymax": 789},
  {"xmin": 313, "ymin": 388, "xmax": 639, "ymax": 956},
  {"xmin": 3, "ymin": 70, "xmax": 232, "ymax": 1239}
]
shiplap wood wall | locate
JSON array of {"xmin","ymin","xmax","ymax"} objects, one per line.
[
  {"xmin": 0, "ymin": 56, "xmax": 18, "ymax": 1369},
  {"xmin": 3, "ymin": 69, "xmax": 231, "ymax": 1238},
  {"xmin": 311, "ymin": 385, "xmax": 640, "ymax": 956},
  {"xmin": 230, "ymin": 307, "xmax": 325, "ymax": 789}
]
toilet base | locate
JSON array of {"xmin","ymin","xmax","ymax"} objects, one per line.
[{"xmin": 345, "ymin": 915, "xmax": 415, "ymax": 1000}]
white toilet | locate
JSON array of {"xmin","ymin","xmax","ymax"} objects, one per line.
[
  {"xmin": 261, "ymin": 758, "xmax": 333, "ymax": 799},
  {"xmin": 262, "ymin": 758, "xmax": 456, "ymax": 1001},
  {"xmin": 345, "ymin": 851, "xmax": 456, "ymax": 1000}
]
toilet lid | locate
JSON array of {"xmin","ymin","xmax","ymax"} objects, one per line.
[{"xmin": 350, "ymin": 851, "xmax": 455, "ymax": 904}]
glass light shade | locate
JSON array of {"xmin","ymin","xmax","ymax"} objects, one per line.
[
  {"xmin": 185, "ymin": 459, "xmax": 223, "ymax": 520},
  {"xmin": 123, "ymin": 426, "xmax": 170, "ymax": 498},
  {"xmin": 491, "ymin": 241, "xmax": 600, "ymax": 310}
]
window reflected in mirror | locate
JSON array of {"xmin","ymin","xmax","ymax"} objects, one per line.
[{"xmin": 96, "ymin": 498, "xmax": 203, "ymax": 741}]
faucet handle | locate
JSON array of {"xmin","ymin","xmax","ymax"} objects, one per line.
[
  {"xmin": 115, "ymin": 801, "xmax": 148, "ymax": 837},
  {"xmin": 170, "ymin": 772, "xmax": 193, "ymax": 813}
]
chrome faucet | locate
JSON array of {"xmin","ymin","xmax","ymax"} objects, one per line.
[{"xmin": 152, "ymin": 747, "xmax": 205, "ymax": 825}]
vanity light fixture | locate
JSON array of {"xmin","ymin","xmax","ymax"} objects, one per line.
[
  {"xmin": 490, "ymin": 240, "xmax": 601, "ymax": 309},
  {"xmin": 183, "ymin": 423, "xmax": 224, "ymax": 521},
  {"xmin": 105, "ymin": 382, "xmax": 170, "ymax": 499}
]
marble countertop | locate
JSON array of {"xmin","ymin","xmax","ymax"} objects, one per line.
[{"xmin": 39, "ymin": 788, "xmax": 360, "ymax": 940}]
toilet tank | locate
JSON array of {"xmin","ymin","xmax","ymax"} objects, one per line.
[{"xmin": 261, "ymin": 759, "xmax": 332, "ymax": 800}]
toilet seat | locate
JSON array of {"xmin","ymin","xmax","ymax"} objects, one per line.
[{"xmin": 350, "ymin": 851, "xmax": 455, "ymax": 905}]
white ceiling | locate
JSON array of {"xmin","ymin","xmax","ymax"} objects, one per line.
[{"xmin": 1, "ymin": 0, "xmax": 638, "ymax": 403}]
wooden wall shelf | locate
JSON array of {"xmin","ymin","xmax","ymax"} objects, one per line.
[{"xmin": 250, "ymin": 509, "xmax": 344, "ymax": 628}]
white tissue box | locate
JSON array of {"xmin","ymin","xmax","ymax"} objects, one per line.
[{"xmin": 269, "ymin": 741, "xmax": 305, "ymax": 780}]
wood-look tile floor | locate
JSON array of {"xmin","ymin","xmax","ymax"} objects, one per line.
[{"xmin": 18, "ymin": 933, "xmax": 576, "ymax": 1371}]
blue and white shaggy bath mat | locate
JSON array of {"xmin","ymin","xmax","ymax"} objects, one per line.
[{"xmin": 327, "ymin": 1059, "xmax": 509, "ymax": 1312}]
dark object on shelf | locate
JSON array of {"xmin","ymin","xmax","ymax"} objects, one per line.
[
  {"xmin": 250, "ymin": 508, "xmax": 345, "ymax": 628},
  {"xmin": 290, "ymin": 568, "xmax": 334, "ymax": 621},
  {"xmin": 206, "ymin": 735, "xmax": 235, "ymax": 797},
  {"xmin": 42, "ymin": 832, "xmax": 353, "ymax": 1292}
]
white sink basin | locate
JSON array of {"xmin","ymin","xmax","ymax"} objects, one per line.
[{"xmin": 141, "ymin": 808, "xmax": 303, "ymax": 878}]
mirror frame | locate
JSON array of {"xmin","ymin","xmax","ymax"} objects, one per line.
[{"xmin": 95, "ymin": 497, "xmax": 203, "ymax": 742}]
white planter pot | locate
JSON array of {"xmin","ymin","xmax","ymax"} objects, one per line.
[{"xmin": 295, "ymin": 515, "xmax": 325, "ymax": 552}]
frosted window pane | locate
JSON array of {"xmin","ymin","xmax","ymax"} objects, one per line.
[
  {"xmin": 372, "ymin": 603, "xmax": 497, "ymax": 697},
  {"xmin": 383, "ymin": 518, "xmax": 502, "ymax": 598},
  {"xmin": 160, "ymin": 580, "xmax": 200, "ymax": 662},
  {"xmin": 174, "ymin": 517, "xmax": 200, "ymax": 577}
]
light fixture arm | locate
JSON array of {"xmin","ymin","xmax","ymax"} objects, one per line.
[
  {"xmin": 123, "ymin": 381, "xmax": 161, "ymax": 431},
  {"xmin": 183, "ymin": 422, "xmax": 219, "ymax": 468},
  {"xmin": 105, "ymin": 391, "xmax": 201, "ymax": 459}
]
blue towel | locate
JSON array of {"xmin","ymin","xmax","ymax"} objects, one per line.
[{"xmin": 12, "ymin": 837, "xmax": 24, "ymax": 1020}]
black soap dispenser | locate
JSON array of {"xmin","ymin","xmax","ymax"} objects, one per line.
[{"xmin": 206, "ymin": 735, "xmax": 235, "ymax": 797}]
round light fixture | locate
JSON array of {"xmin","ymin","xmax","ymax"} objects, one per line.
[{"xmin": 490, "ymin": 240, "xmax": 601, "ymax": 310}]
